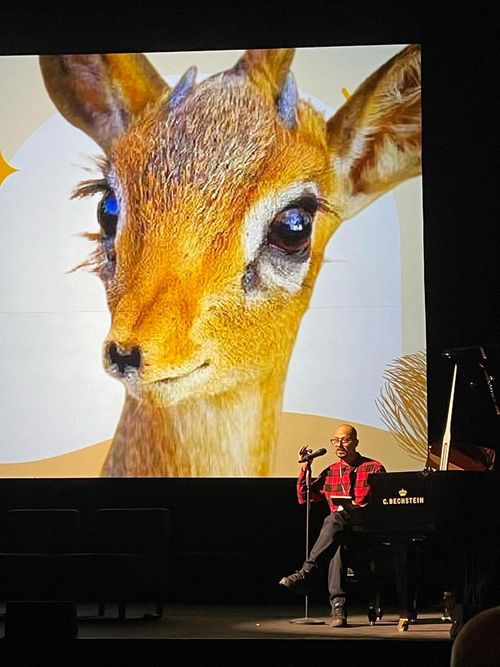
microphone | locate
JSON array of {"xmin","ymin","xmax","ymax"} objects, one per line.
[{"xmin": 298, "ymin": 447, "xmax": 327, "ymax": 463}]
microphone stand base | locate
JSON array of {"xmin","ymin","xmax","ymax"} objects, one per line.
[{"xmin": 289, "ymin": 617, "xmax": 325, "ymax": 625}]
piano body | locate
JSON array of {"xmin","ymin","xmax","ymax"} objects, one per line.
[
  {"xmin": 354, "ymin": 344, "xmax": 500, "ymax": 631},
  {"xmin": 353, "ymin": 470, "xmax": 500, "ymax": 629}
]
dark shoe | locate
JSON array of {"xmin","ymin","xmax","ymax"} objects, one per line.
[
  {"xmin": 329, "ymin": 600, "xmax": 347, "ymax": 627},
  {"xmin": 279, "ymin": 568, "xmax": 312, "ymax": 595}
]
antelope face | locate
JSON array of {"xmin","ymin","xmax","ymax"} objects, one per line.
[
  {"xmin": 100, "ymin": 74, "xmax": 334, "ymax": 405},
  {"xmin": 40, "ymin": 47, "xmax": 421, "ymax": 408}
]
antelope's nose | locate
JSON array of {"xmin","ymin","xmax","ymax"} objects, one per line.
[{"xmin": 107, "ymin": 343, "xmax": 142, "ymax": 375}]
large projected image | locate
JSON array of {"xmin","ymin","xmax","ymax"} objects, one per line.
[{"xmin": 0, "ymin": 46, "xmax": 424, "ymax": 477}]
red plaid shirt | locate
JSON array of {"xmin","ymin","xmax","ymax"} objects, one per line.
[{"xmin": 297, "ymin": 454, "xmax": 386, "ymax": 512}]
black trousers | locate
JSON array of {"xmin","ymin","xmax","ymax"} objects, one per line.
[{"xmin": 303, "ymin": 511, "xmax": 350, "ymax": 607}]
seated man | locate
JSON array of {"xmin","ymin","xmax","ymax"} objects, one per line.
[{"xmin": 279, "ymin": 424, "xmax": 385, "ymax": 627}]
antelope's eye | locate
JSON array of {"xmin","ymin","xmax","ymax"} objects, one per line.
[
  {"xmin": 98, "ymin": 191, "xmax": 119, "ymax": 238},
  {"xmin": 267, "ymin": 206, "xmax": 313, "ymax": 254}
]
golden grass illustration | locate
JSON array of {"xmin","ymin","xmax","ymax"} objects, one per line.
[{"xmin": 376, "ymin": 350, "xmax": 427, "ymax": 462}]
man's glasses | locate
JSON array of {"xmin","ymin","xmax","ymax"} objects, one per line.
[{"xmin": 330, "ymin": 436, "xmax": 354, "ymax": 445}]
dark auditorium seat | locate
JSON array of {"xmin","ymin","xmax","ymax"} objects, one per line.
[
  {"xmin": 78, "ymin": 507, "xmax": 171, "ymax": 619},
  {"xmin": 0, "ymin": 506, "xmax": 171, "ymax": 621},
  {"xmin": 6, "ymin": 508, "xmax": 81, "ymax": 553},
  {"xmin": 0, "ymin": 508, "xmax": 81, "ymax": 601}
]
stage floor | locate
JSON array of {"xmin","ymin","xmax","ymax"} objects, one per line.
[
  {"xmin": 0, "ymin": 602, "xmax": 454, "ymax": 640},
  {"xmin": 0, "ymin": 603, "xmax": 455, "ymax": 666}
]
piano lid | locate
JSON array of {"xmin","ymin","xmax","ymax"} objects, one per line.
[
  {"xmin": 426, "ymin": 440, "xmax": 496, "ymax": 472},
  {"xmin": 442, "ymin": 343, "xmax": 500, "ymax": 454}
]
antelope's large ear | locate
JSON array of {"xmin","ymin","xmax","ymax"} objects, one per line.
[
  {"xmin": 39, "ymin": 54, "xmax": 169, "ymax": 154},
  {"xmin": 327, "ymin": 44, "xmax": 421, "ymax": 221}
]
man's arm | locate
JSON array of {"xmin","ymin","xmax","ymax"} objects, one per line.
[
  {"xmin": 353, "ymin": 460, "xmax": 386, "ymax": 507},
  {"xmin": 296, "ymin": 464, "xmax": 328, "ymax": 505}
]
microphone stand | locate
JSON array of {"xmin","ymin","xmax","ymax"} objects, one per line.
[{"xmin": 290, "ymin": 460, "xmax": 325, "ymax": 625}]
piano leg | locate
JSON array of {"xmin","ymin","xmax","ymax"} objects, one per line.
[
  {"xmin": 411, "ymin": 539, "xmax": 424, "ymax": 622},
  {"xmin": 367, "ymin": 549, "xmax": 384, "ymax": 625},
  {"xmin": 394, "ymin": 540, "xmax": 410, "ymax": 631},
  {"xmin": 393, "ymin": 537, "xmax": 421, "ymax": 630}
]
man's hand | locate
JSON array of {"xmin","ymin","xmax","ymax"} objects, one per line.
[{"xmin": 298, "ymin": 445, "xmax": 312, "ymax": 469}]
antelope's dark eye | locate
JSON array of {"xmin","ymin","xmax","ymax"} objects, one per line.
[
  {"xmin": 98, "ymin": 191, "xmax": 119, "ymax": 238},
  {"xmin": 268, "ymin": 206, "xmax": 313, "ymax": 254}
]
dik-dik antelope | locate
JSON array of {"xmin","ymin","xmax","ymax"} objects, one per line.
[{"xmin": 39, "ymin": 46, "xmax": 421, "ymax": 477}]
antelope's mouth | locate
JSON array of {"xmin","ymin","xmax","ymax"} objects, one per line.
[{"xmin": 155, "ymin": 361, "xmax": 211, "ymax": 384}]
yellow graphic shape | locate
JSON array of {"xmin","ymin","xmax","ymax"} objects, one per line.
[
  {"xmin": 0, "ymin": 151, "xmax": 18, "ymax": 187},
  {"xmin": 0, "ymin": 413, "xmax": 424, "ymax": 478},
  {"xmin": 0, "ymin": 439, "xmax": 111, "ymax": 478},
  {"xmin": 341, "ymin": 87, "xmax": 351, "ymax": 100}
]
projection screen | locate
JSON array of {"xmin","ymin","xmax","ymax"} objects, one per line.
[{"xmin": 0, "ymin": 45, "xmax": 425, "ymax": 477}]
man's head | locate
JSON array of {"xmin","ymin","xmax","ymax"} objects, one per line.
[
  {"xmin": 451, "ymin": 607, "xmax": 500, "ymax": 666},
  {"xmin": 330, "ymin": 424, "xmax": 358, "ymax": 465}
]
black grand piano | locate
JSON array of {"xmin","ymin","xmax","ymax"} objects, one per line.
[{"xmin": 353, "ymin": 344, "xmax": 500, "ymax": 631}]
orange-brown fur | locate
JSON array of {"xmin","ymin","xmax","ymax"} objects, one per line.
[{"xmin": 39, "ymin": 47, "xmax": 421, "ymax": 476}]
